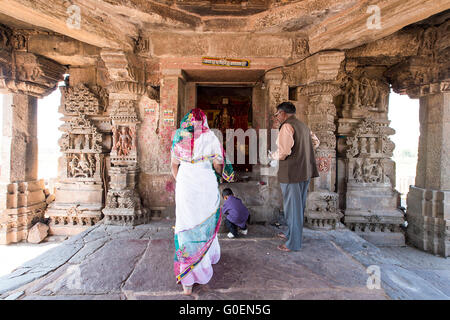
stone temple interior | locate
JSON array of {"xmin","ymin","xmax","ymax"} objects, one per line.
[{"xmin": 0, "ymin": 1, "xmax": 448, "ymax": 257}]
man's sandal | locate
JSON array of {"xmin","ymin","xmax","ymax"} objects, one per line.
[
  {"xmin": 277, "ymin": 244, "xmax": 291, "ymax": 252},
  {"xmin": 276, "ymin": 232, "xmax": 287, "ymax": 240}
]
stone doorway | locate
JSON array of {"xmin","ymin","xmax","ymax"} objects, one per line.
[{"xmin": 196, "ymin": 85, "xmax": 254, "ymax": 174}]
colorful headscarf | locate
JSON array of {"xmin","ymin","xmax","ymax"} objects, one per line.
[{"xmin": 171, "ymin": 108, "xmax": 234, "ymax": 183}]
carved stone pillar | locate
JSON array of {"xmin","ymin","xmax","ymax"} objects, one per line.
[
  {"xmin": 102, "ymin": 81, "xmax": 152, "ymax": 225},
  {"xmin": 406, "ymin": 88, "xmax": 450, "ymax": 257},
  {"xmin": 0, "ymin": 94, "xmax": 46, "ymax": 244},
  {"xmin": 158, "ymin": 69, "xmax": 186, "ymax": 174},
  {"xmin": 298, "ymin": 83, "xmax": 342, "ymax": 230},
  {"xmin": 0, "ymin": 25, "xmax": 66, "ymax": 243},
  {"xmin": 342, "ymin": 118, "xmax": 404, "ymax": 245},
  {"xmin": 256, "ymin": 70, "xmax": 287, "ymax": 205},
  {"xmin": 337, "ymin": 65, "xmax": 404, "ymax": 245},
  {"xmin": 384, "ymin": 20, "xmax": 449, "ymax": 255},
  {"xmin": 46, "ymin": 80, "xmax": 109, "ymax": 235},
  {"xmin": 295, "ymin": 51, "xmax": 345, "ymax": 230}
]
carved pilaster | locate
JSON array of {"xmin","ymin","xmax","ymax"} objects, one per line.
[
  {"xmin": 102, "ymin": 81, "xmax": 150, "ymax": 226},
  {"xmin": 298, "ymin": 82, "xmax": 342, "ymax": 230}
]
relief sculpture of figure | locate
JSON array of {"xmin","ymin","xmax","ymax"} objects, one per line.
[
  {"xmin": 113, "ymin": 126, "xmax": 133, "ymax": 156},
  {"xmin": 84, "ymin": 134, "xmax": 90, "ymax": 150},
  {"xmin": 360, "ymin": 137, "xmax": 368, "ymax": 153},
  {"xmin": 374, "ymin": 160, "xmax": 384, "ymax": 183},
  {"xmin": 78, "ymin": 154, "xmax": 91, "ymax": 177},
  {"xmin": 69, "ymin": 155, "xmax": 79, "ymax": 177},
  {"xmin": 353, "ymin": 159, "xmax": 363, "ymax": 182},
  {"xmin": 362, "ymin": 158, "xmax": 373, "ymax": 182},
  {"xmin": 213, "ymin": 107, "xmax": 233, "ymax": 134}
]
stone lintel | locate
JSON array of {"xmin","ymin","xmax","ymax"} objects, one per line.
[
  {"xmin": 304, "ymin": 51, "xmax": 345, "ymax": 85},
  {"xmin": 161, "ymin": 68, "xmax": 187, "ymax": 82}
]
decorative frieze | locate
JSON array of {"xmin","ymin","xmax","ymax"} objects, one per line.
[
  {"xmin": 340, "ymin": 72, "xmax": 390, "ymax": 118},
  {"xmin": 385, "ymin": 20, "xmax": 449, "ymax": 98},
  {"xmin": 62, "ymin": 83, "xmax": 103, "ymax": 115}
]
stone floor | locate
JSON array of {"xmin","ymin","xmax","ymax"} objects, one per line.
[{"xmin": 0, "ymin": 219, "xmax": 449, "ymax": 300}]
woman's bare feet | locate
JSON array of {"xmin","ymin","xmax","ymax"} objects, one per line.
[{"xmin": 182, "ymin": 284, "xmax": 193, "ymax": 295}]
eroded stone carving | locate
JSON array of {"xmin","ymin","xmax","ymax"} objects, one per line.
[
  {"xmin": 343, "ymin": 118, "xmax": 404, "ymax": 246},
  {"xmin": 63, "ymin": 83, "xmax": 103, "ymax": 115},
  {"xmin": 341, "ymin": 74, "xmax": 389, "ymax": 116}
]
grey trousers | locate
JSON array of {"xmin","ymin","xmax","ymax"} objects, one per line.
[{"xmin": 280, "ymin": 179, "xmax": 310, "ymax": 251}]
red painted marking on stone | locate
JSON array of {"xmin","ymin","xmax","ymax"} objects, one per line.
[{"xmin": 165, "ymin": 181, "xmax": 175, "ymax": 192}]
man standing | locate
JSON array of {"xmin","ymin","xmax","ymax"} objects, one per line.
[{"xmin": 269, "ymin": 102, "xmax": 319, "ymax": 252}]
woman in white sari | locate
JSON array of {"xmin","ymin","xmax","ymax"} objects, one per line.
[{"xmin": 171, "ymin": 108, "xmax": 234, "ymax": 295}]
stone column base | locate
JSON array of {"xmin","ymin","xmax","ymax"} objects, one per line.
[
  {"xmin": 406, "ymin": 186, "xmax": 449, "ymax": 257},
  {"xmin": 0, "ymin": 180, "xmax": 47, "ymax": 244},
  {"xmin": 305, "ymin": 191, "xmax": 343, "ymax": 230},
  {"xmin": 46, "ymin": 206, "xmax": 103, "ymax": 236},
  {"xmin": 102, "ymin": 190, "xmax": 149, "ymax": 226},
  {"xmin": 344, "ymin": 210, "xmax": 405, "ymax": 246},
  {"xmin": 45, "ymin": 182, "xmax": 104, "ymax": 236},
  {"xmin": 344, "ymin": 182, "xmax": 405, "ymax": 246}
]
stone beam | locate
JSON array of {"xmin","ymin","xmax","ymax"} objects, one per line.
[
  {"xmin": 0, "ymin": 0, "xmax": 135, "ymax": 51},
  {"xmin": 243, "ymin": 0, "xmax": 355, "ymax": 33},
  {"xmin": 27, "ymin": 32, "xmax": 101, "ymax": 67},
  {"xmin": 102, "ymin": 0, "xmax": 202, "ymax": 30},
  {"xmin": 309, "ymin": 0, "xmax": 450, "ymax": 53},
  {"xmin": 384, "ymin": 20, "xmax": 449, "ymax": 98}
]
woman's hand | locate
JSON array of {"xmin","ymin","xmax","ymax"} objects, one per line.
[{"xmin": 212, "ymin": 159, "xmax": 223, "ymax": 176}]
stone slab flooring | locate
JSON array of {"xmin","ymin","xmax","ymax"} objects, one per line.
[{"xmin": 0, "ymin": 220, "xmax": 449, "ymax": 300}]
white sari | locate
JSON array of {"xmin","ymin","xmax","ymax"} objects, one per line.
[{"xmin": 173, "ymin": 131, "xmax": 224, "ymax": 285}]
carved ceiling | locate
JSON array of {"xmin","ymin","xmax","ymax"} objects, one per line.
[{"xmin": 0, "ymin": 0, "xmax": 446, "ymax": 54}]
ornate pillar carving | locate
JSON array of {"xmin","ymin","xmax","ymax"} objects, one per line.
[
  {"xmin": 295, "ymin": 51, "xmax": 345, "ymax": 230},
  {"xmin": 46, "ymin": 81, "xmax": 109, "ymax": 235},
  {"xmin": 100, "ymin": 49, "xmax": 158, "ymax": 225},
  {"xmin": 385, "ymin": 20, "xmax": 449, "ymax": 256},
  {"xmin": 102, "ymin": 83, "xmax": 151, "ymax": 225},
  {"xmin": 337, "ymin": 65, "xmax": 404, "ymax": 246},
  {"xmin": 0, "ymin": 24, "xmax": 66, "ymax": 243},
  {"xmin": 298, "ymin": 83, "xmax": 343, "ymax": 230}
]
